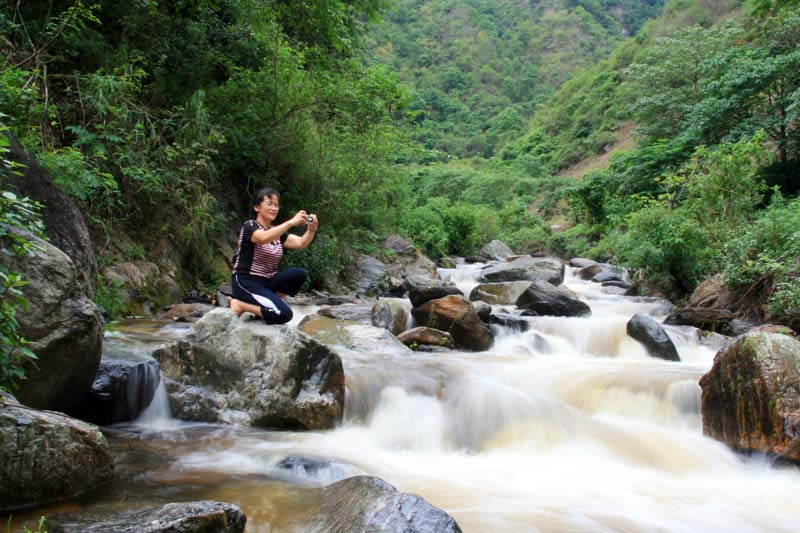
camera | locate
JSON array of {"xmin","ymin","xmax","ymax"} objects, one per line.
[{"xmin": 306, "ymin": 215, "xmax": 315, "ymax": 225}]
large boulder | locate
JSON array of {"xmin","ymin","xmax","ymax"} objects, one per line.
[
  {"xmin": 699, "ymin": 331, "xmax": 800, "ymax": 462},
  {"xmin": 626, "ymin": 314, "xmax": 680, "ymax": 362},
  {"xmin": 72, "ymin": 354, "xmax": 161, "ymax": 425},
  {"xmin": 9, "ymin": 230, "xmax": 103, "ymax": 412},
  {"xmin": 405, "ymin": 278, "xmax": 463, "ymax": 307},
  {"xmin": 298, "ymin": 315, "xmax": 411, "ymax": 356},
  {"xmin": 49, "ymin": 501, "xmax": 246, "ymax": 533},
  {"xmin": 478, "ymin": 240, "xmax": 514, "ymax": 262},
  {"xmin": 354, "ymin": 256, "xmax": 388, "ymax": 296},
  {"xmin": 469, "ymin": 281, "xmax": 532, "ymax": 305},
  {"xmin": 479, "ymin": 256, "xmax": 564, "ymax": 285},
  {"xmin": 383, "ymin": 235, "xmax": 438, "ymax": 280},
  {"xmin": 100, "ymin": 260, "xmax": 182, "ymax": 316},
  {"xmin": 0, "ymin": 391, "xmax": 114, "ymax": 511},
  {"xmin": 515, "ymin": 280, "xmax": 592, "ymax": 317},
  {"xmin": 3, "ymin": 132, "xmax": 96, "ymax": 294},
  {"xmin": 688, "ymin": 274, "xmax": 741, "ymax": 310},
  {"xmin": 152, "ymin": 309, "xmax": 344, "ymax": 429},
  {"xmin": 664, "ymin": 308, "xmax": 735, "ymax": 334},
  {"xmin": 371, "ymin": 299, "xmax": 408, "ymax": 335},
  {"xmin": 411, "ymin": 295, "xmax": 493, "ymax": 351},
  {"xmin": 318, "ymin": 304, "xmax": 374, "ymax": 324},
  {"xmin": 313, "ymin": 476, "xmax": 461, "ymax": 533},
  {"xmin": 397, "ymin": 327, "xmax": 455, "ymax": 350}
]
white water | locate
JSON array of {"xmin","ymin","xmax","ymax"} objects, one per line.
[{"xmin": 129, "ymin": 265, "xmax": 800, "ymax": 532}]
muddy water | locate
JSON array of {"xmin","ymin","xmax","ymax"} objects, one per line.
[{"xmin": 7, "ymin": 266, "xmax": 800, "ymax": 532}]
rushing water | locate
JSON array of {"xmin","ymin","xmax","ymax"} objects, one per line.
[{"xmin": 7, "ymin": 264, "xmax": 800, "ymax": 532}]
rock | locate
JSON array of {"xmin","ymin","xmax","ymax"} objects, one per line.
[
  {"xmin": 478, "ymin": 240, "xmax": 514, "ymax": 261},
  {"xmin": 8, "ymin": 231, "xmax": 103, "ymax": 412},
  {"xmin": 578, "ymin": 264, "xmax": 604, "ymax": 280},
  {"xmin": 72, "ymin": 354, "xmax": 161, "ymax": 425},
  {"xmin": 160, "ymin": 303, "xmax": 215, "ymax": 321},
  {"xmin": 315, "ymin": 295, "xmax": 357, "ymax": 306},
  {"xmin": 688, "ymin": 274, "xmax": 740, "ymax": 310},
  {"xmin": 569, "ymin": 258, "xmax": 598, "ymax": 268},
  {"xmin": 664, "ymin": 308, "xmax": 735, "ymax": 334},
  {"xmin": 730, "ymin": 318, "xmax": 761, "ymax": 337},
  {"xmin": 384, "ymin": 234, "xmax": 418, "ymax": 257},
  {"xmin": 411, "ymin": 295, "xmax": 493, "ymax": 351},
  {"xmin": 602, "ymin": 280, "xmax": 631, "ymax": 289},
  {"xmin": 479, "ymin": 256, "xmax": 564, "ymax": 285},
  {"xmin": 469, "ymin": 281, "xmax": 532, "ymax": 305},
  {"xmin": 298, "ymin": 314, "xmax": 411, "ymax": 356},
  {"xmin": 371, "ymin": 300, "xmax": 408, "ymax": 335},
  {"xmin": 274, "ymin": 456, "xmax": 356, "ymax": 485},
  {"xmin": 626, "ymin": 314, "xmax": 680, "ymax": 361},
  {"xmin": 164, "ymin": 380, "xmax": 249, "ymax": 425},
  {"xmin": 515, "ymin": 280, "xmax": 592, "ymax": 317},
  {"xmin": 592, "ymin": 270, "xmax": 625, "ymax": 284},
  {"xmin": 489, "ymin": 313, "xmax": 531, "ymax": 332},
  {"xmin": 464, "ymin": 255, "xmax": 484, "ymax": 264},
  {"xmin": 49, "ymin": 500, "xmax": 246, "ymax": 533},
  {"xmin": 383, "ymin": 235, "xmax": 438, "ymax": 281},
  {"xmin": 437, "ymin": 256, "xmax": 457, "ymax": 268},
  {"xmin": 473, "ymin": 300, "xmax": 492, "ymax": 323},
  {"xmin": 3, "ymin": 132, "xmax": 97, "ymax": 295},
  {"xmin": 405, "ymin": 278, "xmax": 463, "ymax": 307},
  {"xmin": 101, "ymin": 260, "xmax": 182, "ymax": 315},
  {"xmin": 318, "ymin": 304, "xmax": 374, "ymax": 324},
  {"xmin": 0, "ymin": 391, "xmax": 114, "ymax": 511},
  {"xmin": 153, "ymin": 309, "xmax": 344, "ymax": 429},
  {"xmin": 313, "ymin": 476, "xmax": 461, "ymax": 533},
  {"xmin": 397, "ymin": 327, "xmax": 455, "ymax": 350},
  {"xmin": 699, "ymin": 332, "xmax": 800, "ymax": 463},
  {"xmin": 354, "ymin": 256, "xmax": 388, "ymax": 296}
]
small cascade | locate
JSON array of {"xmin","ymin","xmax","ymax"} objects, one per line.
[{"xmin": 135, "ymin": 370, "xmax": 173, "ymax": 427}]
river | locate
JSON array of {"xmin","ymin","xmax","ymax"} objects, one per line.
[{"xmin": 8, "ymin": 264, "xmax": 800, "ymax": 532}]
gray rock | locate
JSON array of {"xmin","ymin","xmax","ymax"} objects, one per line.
[
  {"xmin": 313, "ymin": 476, "xmax": 461, "ymax": 533},
  {"xmin": 298, "ymin": 314, "xmax": 411, "ymax": 356},
  {"xmin": 275, "ymin": 456, "xmax": 356, "ymax": 485},
  {"xmin": 0, "ymin": 391, "xmax": 114, "ymax": 511},
  {"xmin": 406, "ymin": 279, "xmax": 463, "ymax": 307},
  {"xmin": 473, "ymin": 300, "xmax": 492, "ymax": 323},
  {"xmin": 626, "ymin": 314, "xmax": 680, "ymax": 361},
  {"xmin": 700, "ymin": 332, "xmax": 800, "ymax": 463},
  {"xmin": 469, "ymin": 281, "xmax": 532, "ymax": 305},
  {"xmin": 397, "ymin": 327, "xmax": 456, "ymax": 350},
  {"xmin": 515, "ymin": 280, "xmax": 592, "ymax": 317},
  {"xmin": 318, "ymin": 304, "xmax": 374, "ymax": 324},
  {"xmin": 355, "ymin": 256, "xmax": 388, "ymax": 296},
  {"xmin": 489, "ymin": 313, "xmax": 531, "ymax": 332},
  {"xmin": 371, "ymin": 300, "xmax": 408, "ymax": 335},
  {"xmin": 9, "ymin": 231, "xmax": 103, "ymax": 412},
  {"xmin": 384, "ymin": 234, "xmax": 418, "ymax": 257},
  {"xmin": 478, "ymin": 240, "xmax": 514, "ymax": 261},
  {"xmin": 479, "ymin": 257, "xmax": 564, "ymax": 285},
  {"xmin": 592, "ymin": 270, "xmax": 625, "ymax": 284},
  {"xmin": 569, "ymin": 258, "xmax": 598, "ymax": 268},
  {"xmin": 578, "ymin": 264, "xmax": 604, "ymax": 280},
  {"xmin": 49, "ymin": 500, "xmax": 246, "ymax": 533},
  {"xmin": 602, "ymin": 280, "xmax": 631, "ymax": 289},
  {"xmin": 411, "ymin": 295, "xmax": 493, "ymax": 351},
  {"xmin": 153, "ymin": 309, "xmax": 344, "ymax": 429},
  {"xmin": 101, "ymin": 260, "xmax": 182, "ymax": 315}
]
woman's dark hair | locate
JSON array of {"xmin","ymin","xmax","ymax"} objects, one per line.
[{"xmin": 252, "ymin": 188, "xmax": 280, "ymax": 210}]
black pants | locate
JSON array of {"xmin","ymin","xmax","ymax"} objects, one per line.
[{"xmin": 232, "ymin": 268, "xmax": 307, "ymax": 324}]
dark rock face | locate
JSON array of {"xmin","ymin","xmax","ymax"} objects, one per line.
[
  {"xmin": 406, "ymin": 279, "xmax": 463, "ymax": 308},
  {"xmin": 700, "ymin": 332, "xmax": 800, "ymax": 463},
  {"xmin": 478, "ymin": 239, "xmax": 514, "ymax": 261},
  {"xmin": 318, "ymin": 304, "xmax": 374, "ymax": 324},
  {"xmin": 411, "ymin": 295, "xmax": 493, "ymax": 351},
  {"xmin": 626, "ymin": 314, "xmax": 680, "ymax": 362},
  {"xmin": 397, "ymin": 327, "xmax": 456, "ymax": 350},
  {"xmin": 515, "ymin": 280, "xmax": 591, "ymax": 317},
  {"xmin": 664, "ymin": 308, "xmax": 735, "ymax": 334},
  {"xmin": 72, "ymin": 355, "xmax": 161, "ymax": 425},
  {"xmin": 578, "ymin": 264, "xmax": 604, "ymax": 280},
  {"xmin": 313, "ymin": 476, "xmax": 462, "ymax": 533},
  {"xmin": 472, "ymin": 300, "xmax": 492, "ymax": 323},
  {"xmin": 0, "ymin": 391, "xmax": 114, "ymax": 512},
  {"xmin": 153, "ymin": 309, "xmax": 344, "ymax": 429},
  {"xmin": 489, "ymin": 313, "xmax": 531, "ymax": 332},
  {"xmin": 469, "ymin": 281, "xmax": 532, "ymax": 305},
  {"xmin": 479, "ymin": 257, "xmax": 564, "ymax": 285},
  {"xmin": 371, "ymin": 300, "xmax": 408, "ymax": 335},
  {"xmin": 3, "ymin": 132, "xmax": 97, "ymax": 295},
  {"xmin": 49, "ymin": 500, "xmax": 246, "ymax": 533},
  {"xmin": 9, "ymin": 231, "xmax": 103, "ymax": 412}
]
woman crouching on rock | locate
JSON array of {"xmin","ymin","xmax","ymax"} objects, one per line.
[{"xmin": 228, "ymin": 187, "xmax": 318, "ymax": 324}]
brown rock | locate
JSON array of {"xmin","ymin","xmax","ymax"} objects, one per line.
[
  {"xmin": 397, "ymin": 327, "xmax": 455, "ymax": 350},
  {"xmin": 411, "ymin": 295, "xmax": 492, "ymax": 351},
  {"xmin": 664, "ymin": 308, "xmax": 735, "ymax": 334}
]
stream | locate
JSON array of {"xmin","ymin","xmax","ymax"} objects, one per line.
[{"xmin": 8, "ymin": 264, "xmax": 800, "ymax": 532}]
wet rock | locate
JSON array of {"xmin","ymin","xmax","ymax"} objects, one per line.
[
  {"xmin": 164, "ymin": 380, "xmax": 248, "ymax": 425},
  {"xmin": 437, "ymin": 256, "xmax": 457, "ymax": 268},
  {"xmin": 464, "ymin": 255, "xmax": 485, "ymax": 264},
  {"xmin": 275, "ymin": 456, "xmax": 357, "ymax": 485},
  {"xmin": 515, "ymin": 280, "xmax": 592, "ymax": 317},
  {"xmin": 478, "ymin": 240, "xmax": 514, "ymax": 262},
  {"xmin": 298, "ymin": 314, "xmax": 411, "ymax": 356},
  {"xmin": 469, "ymin": 281, "xmax": 532, "ymax": 305},
  {"xmin": 626, "ymin": 314, "xmax": 680, "ymax": 362},
  {"xmin": 397, "ymin": 327, "xmax": 456, "ymax": 350},
  {"xmin": 313, "ymin": 476, "xmax": 461, "ymax": 533},
  {"xmin": 9, "ymin": 230, "xmax": 103, "ymax": 412},
  {"xmin": 160, "ymin": 302, "xmax": 215, "ymax": 321},
  {"xmin": 49, "ymin": 500, "xmax": 246, "ymax": 533},
  {"xmin": 489, "ymin": 313, "xmax": 531, "ymax": 332},
  {"xmin": 72, "ymin": 355, "xmax": 161, "ymax": 425},
  {"xmin": 578, "ymin": 264, "xmax": 604, "ymax": 280},
  {"xmin": 601, "ymin": 285, "xmax": 629, "ymax": 296},
  {"xmin": 0, "ymin": 391, "xmax": 114, "ymax": 512},
  {"xmin": 592, "ymin": 270, "xmax": 625, "ymax": 284},
  {"xmin": 569, "ymin": 258, "xmax": 598, "ymax": 268},
  {"xmin": 473, "ymin": 300, "xmax": 492, "ymax": 323},
  {"xmin": 700, "ymin": 332, "xmax": 800, "ymax": 463},
  {"xmin": 371, "ymin": 300, "xmax": 408, "ymax": 335},
  {"xmin": 153, "ymin": 309, "xmax": 344, "ymax": 429},
  {"xmin": 354, "ymin": 256, "xmax": 388, "ymax": 296},
  {"xmin": 318, "ymin": 304, "xmax": 373, "ymax": 324},
  {"xmin": 315, "ymin": 295, "xmax": 357, "ymax": 306},
  {"xmin": 405, "ymin": 278, "xmax": 463, "ymax": 307},
  {"xmin": 602, "ymin": 280, "xmax": 631, "ymax": 289},
  {"xmin": 479, "ymin": 257, "xmax": 564, "ymax": 285},
  {"xmin": 411, "ymin": 295, "xmax": 493, "ymax": 351},
  {"xmin": 664, "ymin": 308, "xmax": 735, "ymax": 334}
]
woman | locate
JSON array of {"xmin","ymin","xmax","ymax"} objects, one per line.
[{"xmin": 228, "ymin": 188, "xmax": 318, "ymax": 324}]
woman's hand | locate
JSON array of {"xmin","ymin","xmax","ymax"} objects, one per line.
[
  {"xmin": 289, "ymin": 210, "xmax": 308, "ymax": 227},
  {"xmin": 308, "ymin": 214, "xmax": 319, "ymax": 232}
]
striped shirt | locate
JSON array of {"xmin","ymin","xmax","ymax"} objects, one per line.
[{"xmin": 232, "ymin": 219, "xmax": 288, "ymax": 279}]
